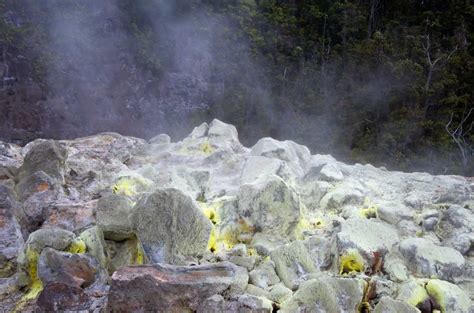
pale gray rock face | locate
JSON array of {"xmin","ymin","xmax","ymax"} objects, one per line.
[
  {"xmin": 336, "ymin": 218, "xmax": 399, "ymax": 261},
  {"xmin": 133, "ymin": 188, "xmax": 212, "ymax": 263},
  {"xmin": 2, "ymin": 119, "xmax": 473, "ymax": 312},
  {"xmin": 373, "ymin": 296, "xmax": 420, "ymax": 313},
  {"xmin": 270, "ymin": 241, "xmax": 317, "ymax": 290},
  {"xmin": 95, "ymin": 194, "xmax": 135, "ymax": 241},
  {"xmin": 279, "ymin": 277, "xmax": 366, "ymax": 313},
  {"xmin": 237, "ymin": 175, "xmax": 300, "ymax": 236},
  {"xmin": 399, "ymin": 237, "xmax": 465, "ymax": 282}
]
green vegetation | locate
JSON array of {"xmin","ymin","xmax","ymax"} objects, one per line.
[{"xmin": 1, "ymin": 0, "xmax": 473, "ymax": 175}]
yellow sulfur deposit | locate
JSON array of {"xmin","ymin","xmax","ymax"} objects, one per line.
[
  {"xmin": 200, "ymin": 141, "xmax": 214, "ymax": 155},
  {"xmin": 406, "ymin": 283, "xmax": 429, "ymax": 307},
  {"xmin": 339, "ymin": 249, "xmax": 365, "ymax": 275},
  {"xmin": 14, "ymin": 248, "xmax": 43, "ymax": 312},
  {"xmin": 67, "ymin": 237, "xmax": 87, "ymax": 254},
  {"xmin": 359, "ymin": 198, "xmax": 378, "ymax": 219},
  {"xmin": 295, "ymin": 217, "xmax": 325, "ymax": 239},
  {"xmin": 112, "ymin": 175, "xmax": 152, "ymax": 196},
  {"xmin": 133, "ymin": 241, "xmax": 146, "ymax": 265}
]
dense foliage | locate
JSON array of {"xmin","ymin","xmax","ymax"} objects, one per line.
[{"xmin": 1, "ymin": 0, "xmax": 473, "ymax": 175}]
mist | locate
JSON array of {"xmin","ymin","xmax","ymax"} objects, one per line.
[{"xmin": 0, "ymin": 0, "xmax": 472, "ymax": 175}]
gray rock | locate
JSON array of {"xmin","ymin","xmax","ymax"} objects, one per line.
[
  {"xmin": 319, "ymin": 163, "xmax": 344, "ymax": 182},
  {"xmin": 197, "ymin": 294, "xmax": 226, "ymax": 313},
  {"xmin": 0, "ymin": 184, "xmax": 23, "ymax": 278},
  {"xmin": 226, "ymin": 294, "xmax": 273, "ymax": 313},
  {"xmin": 237, "ymin": 175, "xmax": 300, "ymax": 236},
  {"xmin": 133, "ymin": 188, "xmax": 212, "ymax": 263},
  {"xmin": 396, "ymin": 279, "xmax": 429, "ymax": 307},
  {"xmin": 399, "ymin": 237, "xmax": 465, "ymax": 281},
  {"xmin": 319, "ymin": 179, "xmax": 365, "ymax": 211},
  {"xmin": 374, "ymin": 296, "xmax": 420, "ymax": 313},
  {"xmin": 17, "ymin": 140, "xmax": 67, "ymax": 183},
  {"xmin": 96, "ymin": 194, "xmax": 135, "ymax": 241},
  {"xmin": 270, "ymin": 241, "xmax": 317, "ymax": 290},
  {"xmin": 336, "ymin": 218, "xmax": 399, "ymax": 263},
  {"xmin": 25, "ymin": 228, "xmax": 75, "ymax": 252},
  {"xmin": 269, "ymin": 282, "xmax": 293, "ymax": 303},
  {"xmin": 279, "ymin": 277, "xmax": 366, "ymax": 313},
  {"xmin": 148, "ymin": 134, "xmax": 171, "ymax": 145},
  {"xmin": 250, "ymin": 233, "xmax": 288, "ymax": 256},
  {"xmin": 249, "ymin": 261, "xmax": 280, "ymax": 289},
  {"xmin": 240, "ymin": 156, "xmax": 284, "ymax": 184},
  {"xmin": 250, "ymin": 137, "xmax": 311, "ymax": 172}
]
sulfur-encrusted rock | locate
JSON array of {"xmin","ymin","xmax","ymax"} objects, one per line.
[
  {"xmin": 79, "ymin": 226, "xmax": 108, "ymax": 269},
  {"xmin": 399, "ymin": 237, "xmax": 465, "ymax": 281},
  {"xmin": 279, "ymin": 276, "xmax": 366, "ymax": 312},
  {"xmin": 336, "ymin": 218, "xmax": 399, "ymax": 267},
  {"xmin": 132, "ymin": 188, "xmax": 212, "ymax": 263},
  {"xmin": 426, "ymin": 279, "xmax": 471, "ymax": 313},
  {"xmin": 107, "ymin": 262, "xmax": 248, "ymax": 312},
  {"xmin": 373, "ymin": 296, "xmax": 420, "ymax": 313},
  {"xmin": 96, "ymin": 194, "xmax": 135, "ymax": 241},
  {"xmin": 38, "ymin": 248, "xmax": 99, "ymax": 288},
  {"xmin": 270, "ymin": 241, "xmax": 317, "ymax": 290},
  {"xmin": 237, "ymin": 175, "xmax": 300, "ymax": 236}
]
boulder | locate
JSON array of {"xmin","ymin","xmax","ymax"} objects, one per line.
[
  {"xmin": 426, "ymin": 279, "xmax": 471, "ymax": 313},
  {"xmin": 240, "ymin": 156, "xmax": 284, "ymax": 184},
  {"xmin": 133, "ymin": 188, "xmax": 212, "ymax": 263},
  {"xmin": 270, "ymin": 241, "xmax": 317, "ymax": 290},
  {"xmin": 399, "ymin": 237, "xmax": 465, "ymax": 281},
  {"xmin": 373, "ymin": 296, "xmax": 420, "ymax": 313},
  {"xmin": 96, "ymin": 194, "xmax": 135, "ymax": 241},
  {"xmin": 279, "ymin": 277, "xmax": 366, "ymax": 312},
  {"xmin": 25, "ymin": 228, "xmax": 75, "ymax": 252},
  {"xmin": 148, "ymin": 133, "xmax": 171, "ymax": 145},
  {"xmin": 250, "ymin": 138, "xmax": 311, "ymax": 173},
  {"xmin": 38, "ymin": 248, "xmax": 99, "ymax": 288},
  {"xmin": 319, "ymin": 179, "xmax": 365, "ymax": 211},
  {"xmin": 107, "ymin": 262, "xmax": 248, "ymax": 312},
  {"xmin": 226, "ymin": 294, "xmax": 274, "ymax": 313},
  {"xmin": 336, "ymin": 218, "xmax": 399, "ymax": 269},
  {"xmin": 79, "ymin": 226, "xmax": 109, "ymax": 269},
  {"xmin": 249, "ymin": 260, "xmax": 280, "ymax": 289},
  {"xmin": 37, "ymin": 282, "xmax": 92, "ymax": 312},
  {"xmin": 17, "ymin": 140, "xmax": 68, "ymax": 183},
  {"xmin": 269, "ymin": 283, "xmax": 293, "ymax": 303},
  {"xmin": 0, "ymin": 184, "xmax": 23, "ymax": 277},
  {"xmin": 237, "ymin": 175, "xmax": 300, "ymax": 236}
]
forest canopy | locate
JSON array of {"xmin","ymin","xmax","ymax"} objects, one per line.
[{"xmin": 0, "ymin": 0, "xmax": 473, "ymax": 175}]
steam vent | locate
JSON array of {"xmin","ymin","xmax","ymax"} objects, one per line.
[{"xmin": 1, "ymin": 119, "xmax": 473, "ymax": 312}]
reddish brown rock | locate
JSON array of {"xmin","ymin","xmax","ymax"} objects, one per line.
[
  {"xmin": 42, "ymin": 200, "xmax": 96, "ymax": 232},
  {"xmin": 107, "ymin": 262, "xmax": 248, "ymax": 312},
  {"xmin": 38, "ymin": 248, "xmax": 100, "ymax": 288},
  {"xmin": 37, "ymin": 282, "xmax": 91, "ymax": 312}
]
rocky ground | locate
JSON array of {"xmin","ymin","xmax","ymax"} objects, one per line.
[{"xmin": 0, "ymin": 119, "xmax": 472, "ymax": 312}]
